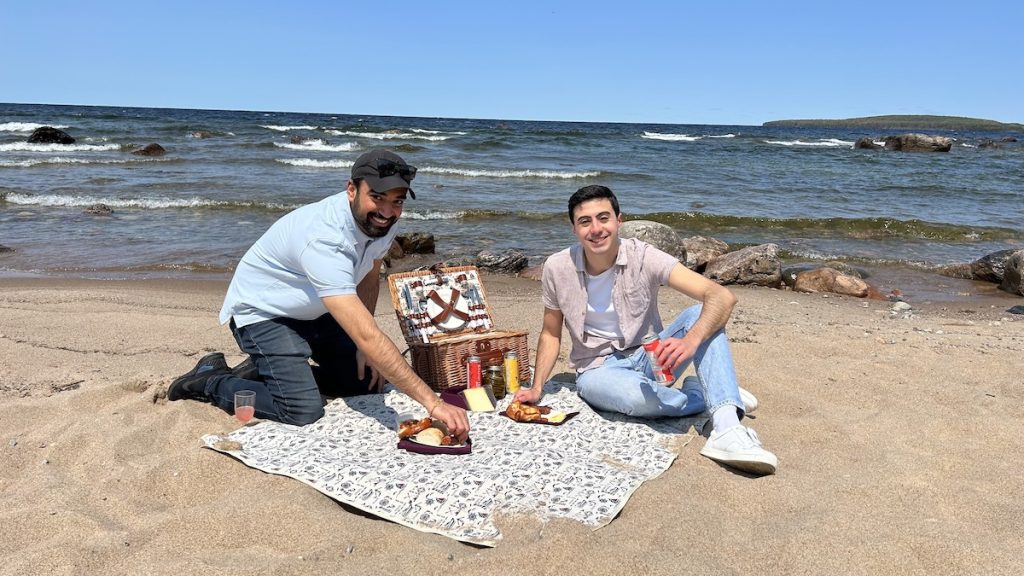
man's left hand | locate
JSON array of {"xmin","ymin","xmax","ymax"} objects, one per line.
[
  {"xmin": 356, "ymin": 349, "xmax": 385, "ymax": 392},
  {"xmin": 656, "ymin": 336, "xmax": 699, "ymax": 372}
]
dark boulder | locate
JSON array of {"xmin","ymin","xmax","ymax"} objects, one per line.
[
  {"xmin": 704, "ymin": 243, "xmax": 782, "ymax": 287},
  {"xmin": 977, "ymin": 139, "xmax": 1001, "ymax": 149},
  {"xmin": 883, "ymin": 134, "xmax": 952, "ymax": 152},
  {"xmin": 682, "ymin": 236, "xmax": 728, "ymax": 272},
  {"xmin": 970, "ymin": 249, "xmax": 1017, "ymax": 283},
  {"xmin": 130, "ymin": 143, "xmax": 166, "ymax": 156},
  {"xmin": 396, "ymin": 232, "xmax": 435, "ymax": 254},
  {"xmin": 83, "ymin": 203, "xmax": 113, "ymax": 215},
  {"xmin": 1001, "ymin": 136, "xmax": 1018, "ymax": 143},
  {"xmin": 854, "ymin": 137, "xmax": 882, "ymax": 150},
  {"xmin": 0, "ymin": 244, "xmax": 14, "ymax": 254},
  {"xmin": 475, "ymin": 249, "xmax": 528, "ymax": 274},
  {"xmin": 27, "ymin": 127, "xmax": 75, "ymax": 144},
  {"xmin": 998, "ymin": 250, "xmax": 1024, "ymax": 296}
]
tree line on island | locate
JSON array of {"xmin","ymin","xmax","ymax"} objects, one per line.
[{"xmin": 763, "ymin": 115, "xmax": 1023, "ymax": 132}]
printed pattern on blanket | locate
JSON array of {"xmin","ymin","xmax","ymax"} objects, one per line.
[{"xmin": 202, "ymin": 383, "xmax": 706, "ymax": 546}]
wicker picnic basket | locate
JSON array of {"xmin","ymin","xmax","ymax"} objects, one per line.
[{"xmin": 387, "ymin": 265, "xmax": 530, "ymax": 391}]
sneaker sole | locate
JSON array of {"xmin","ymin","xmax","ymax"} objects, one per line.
[
  {"xmin": 739, "ymin": 387, "xmax": 758, "ymax": 414},
  {"xmin": 699, "ymin": 445, "xmax": 778, "ymax": 475},
  {"xmin": 167, "ymin": 352, "xmax": 227, "ymax": 401}
]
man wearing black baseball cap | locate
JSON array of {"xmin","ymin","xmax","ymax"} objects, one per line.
[{"xmin": 168, "ymin": 149, "xmax": 470, "ymax": 440}]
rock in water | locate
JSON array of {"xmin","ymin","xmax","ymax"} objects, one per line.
[
  {"xmin": 27, "ymin": 126, "xmax": 75, "ymax": 144},
  {"xmin": 83, "ymin": 203, "xmax": 113, "ymax": 215},
  {"xmin": 130, "ymin": 143, "xmax": 166, "ymax": 156},
  {"xmin": 883, "ymin": 134, "xmax": 952, "ymax": 152},
  {"xmin": 854, "ymin": 137, "xmax": 882, "ymax": 150}
]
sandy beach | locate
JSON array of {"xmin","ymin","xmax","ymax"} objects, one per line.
[{"xmin": 1, "ymin": 274, "xmax": 1022, "ymax": 575}]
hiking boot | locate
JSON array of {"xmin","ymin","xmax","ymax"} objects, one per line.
[
  {"xmin": 699, "ymin": 425, "xmax": 778, "ymax": 475},
  {"xmin": 738, "ymin": 387, "xmax": 758, "ymax": 414},
  {"xmin": 167, "ymin": 352, "xmax": 229, "ymax": 401},
  {"xmin": 231, "ymin": 356, "xmax": 261, "ymax": 381}
]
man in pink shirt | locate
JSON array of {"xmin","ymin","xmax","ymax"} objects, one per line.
[{"xmin": 516, "ymin": 185, "xmax": 777, "ymax": 475}]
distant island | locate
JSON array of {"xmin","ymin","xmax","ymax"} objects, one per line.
[{"xmin": 763, "ymin": 115, "xmax": 1024, "ymax": 132}]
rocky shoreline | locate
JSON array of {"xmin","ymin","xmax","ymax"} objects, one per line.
[{"xmin": 383, "ymin": 225, "xmax": 1024, "ymax": 315}]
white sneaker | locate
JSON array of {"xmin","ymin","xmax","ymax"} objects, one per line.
[
  {"xmin": 738, "ymin": 387, "xmax": 758, "ymax": 414},
  {"xmin": 699, "ymin": 425, "xmax": 778, "ymax": 475}
]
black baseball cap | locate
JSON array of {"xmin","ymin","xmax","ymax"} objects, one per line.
[{"xmin": 350, "ymin": 149, "xmax": 417, "ymax": 199}]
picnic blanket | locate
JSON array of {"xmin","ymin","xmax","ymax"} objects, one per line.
[{"xmin": 202, "ymin": 382, "xmax": 706, "ymax": 546}]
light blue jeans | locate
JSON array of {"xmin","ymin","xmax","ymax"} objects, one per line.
[{"xmin": 575, "ymin": 304, "xmax": 744, "ymax": 419}]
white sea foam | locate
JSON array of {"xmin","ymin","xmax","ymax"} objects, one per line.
[
  {"xmin": 764, "ymin": 138, "xmax": 855, "ymax": 148},
  {"xmin": 960, "ymin": 143, "xmax": 977, "ymax": 148},
  {"xmin": 419, "ymin": 166, "xmax": 600, "ymax": 179},
  {"xmin": 275, "ymin": 158, "xmax": 355, "ymax": 168},
  {"xmin": 273, "ymin": 140, "xmax": 359, "ymax": 152},
  {"xmin": 0, "ymin": 142, "xmax": 120, "ymax": 152},
  {"xmin": 403, "ymin": 210, "xmax": 465, "ymax": 220},
  {"xmin": 324, "ymin": 130, "xmax": 451, "ymax": 141},
  {"xmin": 410, "ymin": 128, "xmax": 467, "ymax": 135},
  {"xmin": 260, "ymin": 124, "xmax": 318, "ymax": 131},
  {"xmin": 642, "ymin": 132, "xmax": 702, "ymax": 142},
  {"xmin": 0, "ymin": 122, "xmax": 69, "ymax": 132},
  {"xmin": 3, "ymin": 192, "xmax": 220, "ymax": 209},
  {"xmin": 707, "ymin": 133, "xmax": 736, "ymax": 138},
  {"xmin": 0, "ymin": 157, "xmax": 148, "ymax": 168}
]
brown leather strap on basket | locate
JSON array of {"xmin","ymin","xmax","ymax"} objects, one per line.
[
  {"xmin": 460, "ymin": 339, "xmax": 508, "ymax": 367},
  {"xmin": 427, "ymin": 288, "xmax": 470, "ymax": 324}
]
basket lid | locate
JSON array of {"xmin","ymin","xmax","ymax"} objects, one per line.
[{"xmin": 387, "ymin": 265, "xmax": 496, "ymax": 344}]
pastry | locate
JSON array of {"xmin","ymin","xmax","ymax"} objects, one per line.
[
  {"xmin": 398, "ymin": 417, "xmax": 432, "ymax": 439},
  {"xmin": 413, "ymin": 427, "xmax": 445, "ymax": 446}
]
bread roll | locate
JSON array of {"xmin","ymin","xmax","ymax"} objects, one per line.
[{"xmin": 414, "ymin": 427, "xmax": 444, "ymax": 446}]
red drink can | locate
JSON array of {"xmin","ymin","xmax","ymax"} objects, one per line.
[
  {"xmin": 466, "ymin": 355, "xmax": 482, "ymax": 388},
  {"xmin": 641, "ymin": 334, "xmax": 674, "ymax": 384}
]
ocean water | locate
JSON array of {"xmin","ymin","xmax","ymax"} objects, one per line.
[{"xmin": 1, "ymin": 103, "xmax": 1022, "ymax": 286}]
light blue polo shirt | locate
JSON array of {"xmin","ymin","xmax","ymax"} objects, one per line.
[{"xmin": 219, "ymin": 192, "xmax": 399, "ymax": 328}]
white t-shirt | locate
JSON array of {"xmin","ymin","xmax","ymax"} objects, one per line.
[
  {"xmin": 219, "ymin": 192, "xmax": 398, "ymax": 328},
  {"xmin": 584, "ymin": 267, "xmax": 623, "ymax": 339}
]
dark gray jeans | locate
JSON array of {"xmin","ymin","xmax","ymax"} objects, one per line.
[{"xmin": 205, "ymin": 313, "xmax": 372, "ymax": 425}]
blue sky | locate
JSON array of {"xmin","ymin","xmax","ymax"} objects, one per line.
[{"xmin": 1, "ymin": 1, "xmax": 1020, "ymax": 125}]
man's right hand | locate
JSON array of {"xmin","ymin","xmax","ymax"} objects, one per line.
[
  {"xmin": 514, "ymin": 385, "xmax": 543, "ymax": 404},
  {"xmin": 432, "ymin": 402, "xmax": 470, "ymax": 443}
]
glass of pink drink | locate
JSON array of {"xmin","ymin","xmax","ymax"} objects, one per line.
[{"xmin": 234, "ymin": 390, "xmax": 256, "ymax": 424}]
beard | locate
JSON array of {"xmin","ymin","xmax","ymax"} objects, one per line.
[{"xmin": 352, "ymin": 203, "xmax": 398, "ymax": 238}]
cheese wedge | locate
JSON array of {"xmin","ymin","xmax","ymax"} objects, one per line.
[
  {"xmin": 546, "ymin": 411, "xmax": 567, "ymax": 424},
  {"xmin": 462, "ymin": 387, "xmax": 495, "ymax": 412}
]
